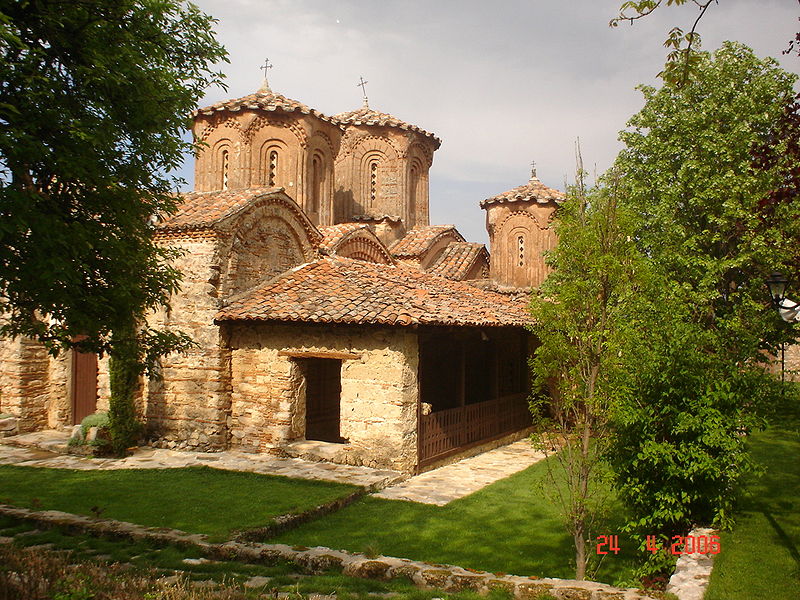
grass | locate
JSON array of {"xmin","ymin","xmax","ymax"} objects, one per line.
[
  {"xmin": 0, "ymin": 514, "xmax": 523, "ymax": 600},
  {"xmin": 270, "ymin": 455, "xmax": 641, "ymax": 586},
  {"xmin": 0, "ymin": 465, "xmax": 357, "ymax": 542},
  {"xmin": 704, "ymin": 424, "xmax": 800, "ymax": 599}
]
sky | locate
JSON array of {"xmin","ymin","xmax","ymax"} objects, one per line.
[{"xmin": 182, "ymin": 0, "xmax": 800, "ymax": 244}]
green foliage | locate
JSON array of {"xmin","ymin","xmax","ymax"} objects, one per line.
[
  {"xmin": 605, "ymin": 42, "xmax": 797, "ymax": 543},
  {"xmin": 529, "ymin": 166, "xmax": 651, "ymax": 579},
  {"xmin": 79, "ymin": 412, "xmax": 109, "ymax": 438},
  {"xmin": 0, "ymin": 0, "xmax": 227, "ymax": 359},
  {"xmin": 108, "ymin": 318, "xmax": 143, "ymax": 455}
]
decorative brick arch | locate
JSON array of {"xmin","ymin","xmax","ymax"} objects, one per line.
[
  {"xmin": 242, "ymin": 114, "xmax": 308, "ymax": 148},
  {"xmin": 330, "ymin": 229, "xmax": 395, "ymax": 264},
  {"xmin": 218, "ymin": 193, "xmax": 321, "ymax": 296}
]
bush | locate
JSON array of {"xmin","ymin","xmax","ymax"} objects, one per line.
[{"xmin": 79, "ymin": 412, "xmax": 109, "ymax": 438}]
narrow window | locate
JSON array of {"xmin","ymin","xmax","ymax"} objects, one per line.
[
  {"xmin": 409, "ymin": 166, "xmax": 418, "ymax": 221},
  {"xmin": 221, "ymin": 149, "xmax": 229, "ymax": 190},
  {"xmin": 369, "ymin": 160, "xmax": 378, "ymax": 207},
  {"xmin": 268, "ymin": 150, "xmax": 278, "ymax": 187},
  {"xmin": 517, "ymin": 235, "xmax": 525, "ymax": 267},
  {"xmin": 310, "ymin": 155, "xmax": 322, "ymax": 213}
]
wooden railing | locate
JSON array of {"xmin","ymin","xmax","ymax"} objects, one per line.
[{"xmin": 418, "ymin": 393, "xmax": 530, "ymax": 466}]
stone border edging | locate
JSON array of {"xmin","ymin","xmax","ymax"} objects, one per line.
[
  {"xmin": 233, "ymin": 487, "xmax": 369, "ymax": 542},
  {"xmin": 665, "ymin": 527, "xmax": 717, "ymax": 600},
  {"xmin": 0, "ymin": 504, "xmax": 661, "ymax": 600}
]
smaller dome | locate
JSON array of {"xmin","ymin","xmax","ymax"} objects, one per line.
[
  {"xmin": 334, "ymin": 105, "xmax": 441, "ymax": 148},
  {"xmin": 480, "ymin": 175, "xmax": 565, "ymax": 208}
]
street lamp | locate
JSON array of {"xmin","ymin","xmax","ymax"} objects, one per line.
[{"xmin": 765, "ymin": 272, "xmax": 798, "ymax": 392}]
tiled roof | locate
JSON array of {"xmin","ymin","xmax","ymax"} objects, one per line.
[
  {"xmin": 390, "ymin": 225, "xmax": 465, "ymax": 259},
  {"xmin": 194, "ymin": 85, "xmax": 339, "ymax": 126},
  {"xmin": 480, "ymin": 176, "xmax": 566, "ymax": 208},
  {"xmin": 157, "ymin": 188, "xmax": 284, "ymax": 231},
  {"xmin": 216, "ymin": 257, "xmax": 532, "ymax": 328},
  {"xmin": 318, "ymin": 223, "xmax": 370, "ymax": 251},
  {"xmin": 427, "ymin": 242, "xmax": 488, "ymax": 280},
  {"xmin": 334, "ymin": 104, "xmax": 441, "ymax": 148}
]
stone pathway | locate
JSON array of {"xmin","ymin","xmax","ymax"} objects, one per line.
[
  {"xmin": 373, "ymin": 439, "xmax": 547, "ymax": 505},
  {"xmin": 0, "ymin": 431, "xmax": 403, "ymax": 490}
]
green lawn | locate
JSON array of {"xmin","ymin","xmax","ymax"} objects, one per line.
[
  {"xmin": 271, "ymin": 455, "xmax": 640, "ymax": 586},
  {"xmin": 705, "ymin": 426, "xmax": 800, "ymax": 600},
  {"xmin": 0, "ymin": 514, "xmax": 518, "ymax": 600},
  {"xmin": 0, "ymin": 465, "xmax": 357, "ymax": 542}
]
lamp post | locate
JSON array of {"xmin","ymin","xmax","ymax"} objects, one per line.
[{"xmin": 766, "ymin": 272, "xmax": 792, "ymax": 391}]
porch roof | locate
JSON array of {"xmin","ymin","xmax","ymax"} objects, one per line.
[{"xmin": 215, "ymin": 257, "xmax": 533, "ymax": 328}]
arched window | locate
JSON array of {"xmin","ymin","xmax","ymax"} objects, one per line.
[
  {"xmin": 369, "ymin": 160, "xmax": 378, "ymax": 207},
  {"xmin": 268, "ymin": 150, "xmax": 278, "ymax": 187},
  {"xmin": 409, "ymin": 165, "xmax": 419, "ymax": 221},
  {"xmin": 517, "ymin": 234, "xmax": 525, "ymax": 267},
  {"xmin": 309, "ymin": 154, "xmax": 322, "ymax": 213},
  {"xmin": 221, "ymin": 149, "xmax": 229, "ymax": 190}
]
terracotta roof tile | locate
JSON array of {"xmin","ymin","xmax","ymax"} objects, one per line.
[
  {"xmin": 216, "ymin": 257, "xmax": 532, "ymax": 328},
  {"xmin": 194, "ymin": 87, "xmax": 339, "ymax": 126},
  {"xmin": 427, "ymin": 242, "xmax": 489, "ymax": 280},
  {"xmin": 157, "ymin": 188, "xmax": 283, "ymax": 231},
  {"xmin": 480, "ymin": 176, "xmax": 565, "ymax": 208},
  {"xmin": 390, "ymin": 225, "xmax": 465, "ymax": 259},
  {"xmin": 333, "ymin": 104, "xmax": 441, "ymax": 148},
  {"xmin": 317, "ymin": 223, "xmax": 369, "ymax": 251}
]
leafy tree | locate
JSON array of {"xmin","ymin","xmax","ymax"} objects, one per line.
[
  {"xmin": 529, "ymin": 163, "xmax": 651, "ymax": 580},
  {"xmin": 0, "ymin": 0, "xmax": 226, "ymax": 353},
  {"xmin": 0, "ymin": 0, "xmax": 227, "ymax": 450},
  {"xmin": 605, "ymin": 42, "xmax": 797, "ymax": 578}
]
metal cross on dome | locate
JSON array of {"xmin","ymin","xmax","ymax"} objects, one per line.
[
  {"xmin": 357, "ymin": 76, "xmax": 369, "ymax": 107},
  {"xmin": 530, "ymin": 160, "xmax": 537, "ymax": 179},
  {"xmin": 259, "ymin": 58, "xmax": 273, "ymax": 91}
]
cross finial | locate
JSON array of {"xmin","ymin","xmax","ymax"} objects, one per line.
[
  {"xmin": 357, "ymin": 76, "xmax": 369, "ymax": 107},
  {"xmin": 259, "ymin": 58, "xmax": 273, "ymax": 92},
  {"xmin": 530, "ymin": 160, "xmax": 537, "ymax": 179}
]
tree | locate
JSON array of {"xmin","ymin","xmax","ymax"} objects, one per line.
[
  {"xmin": 606, "ymin": 42, "xmax": 797, "ymax": 579},
  {"xmin": 529, "ymin": 161, "xmax": 650, "ymax": 580},
  {"xmin": 0, "ymin": 1, "xmax": 227, "ymax": 450},
  {"xmin": 0, "ymin": 0, "xmax": 226, "ymax": 353}
]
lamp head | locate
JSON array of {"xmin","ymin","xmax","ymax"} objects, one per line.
[{"xmin": 766, "ymin": 272, "xmax": 789, "ymax": 305}]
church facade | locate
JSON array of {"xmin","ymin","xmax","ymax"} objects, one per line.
[{"xmin": 0, "ymin": 80, "xmax": 564, "ymax": 473}]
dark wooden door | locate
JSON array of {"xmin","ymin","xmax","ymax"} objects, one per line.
[
  {"xmin": 304, "ymin": 358, "xmax": 342, "ymax": 442},
  {"xmin": 72, "ymin": 349, "xmax": 98, "ymax": 424}
]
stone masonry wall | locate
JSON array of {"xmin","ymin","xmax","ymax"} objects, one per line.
[
  {"xmin": 226, "ymin": 322, "xmax": 419, "ymax": 472},
  {"xmin": 146, "ymin": 233, "xmax": 229, "ymax": 451},
  {"xmin": 0, "ymin": 336, "xmax": 50, "ymax": 432}
]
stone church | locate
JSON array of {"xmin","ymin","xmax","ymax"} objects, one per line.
[{"xmin": 0, "ymin": 79, "xmax": 564, "ymax": 473}]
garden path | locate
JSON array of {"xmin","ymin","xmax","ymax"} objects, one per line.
[{"xmin": 373, "ymin": 439, "xmax": 547, "ymax": 505}]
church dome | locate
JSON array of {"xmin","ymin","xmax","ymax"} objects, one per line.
[
  {"xmin": 480, "ymin": 174, "xmax": 565, "ymax": 208},
  {"xmin": 194, "ymin": 82, "xmax": 339, "ymax": 126},
  {"xmin": 334, "ymin": 104, "xmax": 441, "ymax": 149}
]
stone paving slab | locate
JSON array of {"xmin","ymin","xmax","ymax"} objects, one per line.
[
  {"xmin": 373, "ymin": 439, "xmax": 547, "ymax": 505},
  {"xmin": 0, "ymin": 431, "xmax": 403, "ymax": 490}
]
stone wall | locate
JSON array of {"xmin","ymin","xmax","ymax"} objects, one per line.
[
  {"xmin": 0, "ymin": 336, "xmax": 49, "ymax": 432},
  {"xmin": 146, "ymin": 232, "xmax": 230, "ymax": 451},
  {"xmin": 225, "ymin": 322, "xmax": 419, "ymax": 472}
]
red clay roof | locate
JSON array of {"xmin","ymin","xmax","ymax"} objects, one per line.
[
  {"xmin": 427, "ymin": 242, "xmax": 489, "ymax": 280},
  {"xmin": 333, "ymin": 104, "xmax": 441, "ymax": 148},
  {"xmin": 480, "ymin": 176, "xmax": 565, "ymax": 208},
  {"xmin": 317, "ymin": 223, "xmax": 369, "ymax": 251},
  {"xmin": 157, "ymin": 188, "xmax": 284, "ymax": 231},
  {"xmin": 216, "ymin": 257, "xmax": 532, "ymax": 328},
  {"xmin": 390, "ymin": 225, "xmax": 465, "ymax": 259},
  {"xmin": 194, "ymin": 87, "xmax": 339, "ymax": 126}
]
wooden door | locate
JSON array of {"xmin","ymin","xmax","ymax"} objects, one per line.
[
  {"xmin": 304, "ymin": 358, "xmax": 342, "ymax": 442},
  {"xmin": 72, "ymin": 349, "xmax": 98, "ymax": 424}
]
